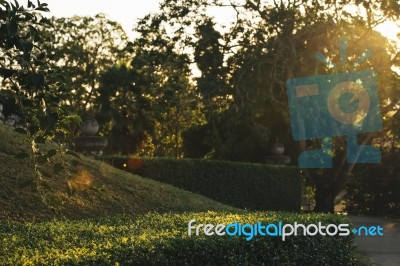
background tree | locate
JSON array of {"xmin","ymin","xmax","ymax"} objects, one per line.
[
  {"xmin": 40, "ymin": 14, "xmax": 130, "ymax": 113},
  {"xmin": 97, "ymin": 25, "xmax": 204, "ymax": 156},
  {"xmin": 135, "ymin": 0, "xmax": 400, "ymax": 212},
  {"xmin": 184, "ymin": 19, "xmax": 231, "ymax": 158},
  {"xmin": 96, "ymin": 64, "xmax": 154, "ymax": 155}
]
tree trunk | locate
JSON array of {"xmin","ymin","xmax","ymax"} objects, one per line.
[{"xmin": 314, "ymin": 178, "xmax": 335, "ymax": 213}]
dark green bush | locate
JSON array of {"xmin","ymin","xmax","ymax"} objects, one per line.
[
  {"xmin": 0, "ymin": 211, "xmax": 355, "ymax": 265},
  {"xmin": 345, "ymin": 153, "xmax": 400, "ymax": 217},
  {"xmin": 104, "ymin": 157, "xmax": 302, "ymax": 212}
]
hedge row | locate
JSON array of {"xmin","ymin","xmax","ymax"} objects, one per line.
[
  {"xmin": 103, "ymin": 157, "xmax": 302, "ymax": 212},
  {"xmin": 0, "ymin": 211, "xmax": 355, "ymax": 265}
]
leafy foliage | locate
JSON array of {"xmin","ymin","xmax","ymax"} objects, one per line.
[
  {"xmin": 40, "ymin": 14, "xmax": 130, "ymax": 112},
  {"xmin": 96, "ymin": 64, "xmax": 154, "ymax": 155},
  {"xmin": 138, "ymin": 0, "xmax": 400, "ymax": 211},
  {"xmin": 345, "ymin": 151, "xmax": 400, "ymax": 216},
  {"xmin": 0, "ymin": 0, "xmax": 84, "ymax": 205},
  {"xmin": 97, "ymin": 29, "xmax": 205, "ymax": 156},
  {"xmin": 103, "ymin": 156, "xmax": 302, "ymax": 211},
  {"xmin": 0, "ymin": 211, "xmax": 355, "ymax": 265}
]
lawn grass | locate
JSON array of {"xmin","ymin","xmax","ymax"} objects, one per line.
[{"xmin": 0, "ymin": 123, "xmax": 233, "ymax": 221}]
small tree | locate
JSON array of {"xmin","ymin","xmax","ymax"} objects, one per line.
[{"xmin": 0, "ymin": 0, "xmax": 81, "ymax": 207}]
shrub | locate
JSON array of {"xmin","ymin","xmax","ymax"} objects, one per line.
[
  {"xmin": 0, "ymin": 211, "xmax": 355, "ymax": 265},
  {"xmin": 345, "ymin": 155, "xmax": 400, "ymax": 217},
  {"xmin": 103, "ymin": 157, "xmax": 302, "ymax": 212}
]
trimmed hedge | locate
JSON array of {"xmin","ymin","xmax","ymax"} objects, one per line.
[
  {"xmin": 0, "ymin": 211, "xmax": 355, "ymax": 265},
  {"xmin": 103, "ymin": 157, "xmax": 301, "ymax": 212}
]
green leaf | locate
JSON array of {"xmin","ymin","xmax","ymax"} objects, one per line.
[
  {"xmin": 13, "ymin": 0, "xmax": 19, "ymax": 9},
  {"xmin": 36, "ymin": 155, "xmax": 48, "ymax": 164},
  {"xmin": 66, "ymin": 150, "xmax": 80, "ymax": 159},
  {"xmin": 35, "ymin": 136, "xmax": 46, "ymax": 144},
  {"xmin": 47, "ymin": 149, "xmax": 57, "ymax": 158},
  {"xmin": 58, "ymin": 123, "xmax": 72, "ymax": 134},
  {"xmin": 14, "ymin": 128, "xmax": 27, "ymax": 134},
  {"xmin": 15, "ymin": 152, "xmax": 29, "ymax": 159}
]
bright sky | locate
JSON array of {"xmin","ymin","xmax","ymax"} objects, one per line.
[
  {"xmin": 45, "ymin": 0, "xmax": 162, "ymax": 40},
  {"xmin": 44, "ymin": 0, "xmax": 399, "ymax": 44}
]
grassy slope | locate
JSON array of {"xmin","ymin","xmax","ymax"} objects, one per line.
[{"xmin": 0, "ymin": 124, "xmax": 233, "ymax": 221}]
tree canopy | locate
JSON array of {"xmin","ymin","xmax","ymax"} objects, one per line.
[{"xmin": 131, "ymin": 0, "xmax": 400, "ymax": 211}]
